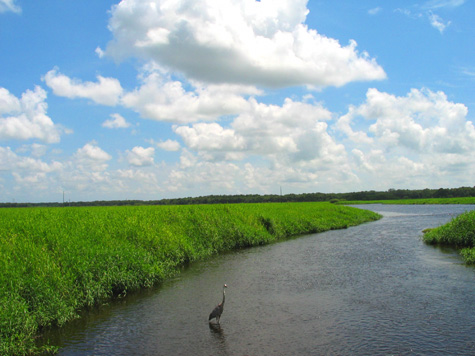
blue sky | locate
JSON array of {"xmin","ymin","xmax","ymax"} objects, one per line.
[{"xmin": 1, "ymin": 0, "xmax": 474, "ymax": 203}]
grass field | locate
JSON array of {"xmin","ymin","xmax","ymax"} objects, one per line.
[
  {"xmin": 423, "ymin": 210, "xmax": 475, "ymax": 265},
  {"xmin": 0, "ymin": 202, "xmax": 380, "ymax": 355},
  {"xmin": 336, "ymin": 197, "xmax": 475, "ymax": 205}
]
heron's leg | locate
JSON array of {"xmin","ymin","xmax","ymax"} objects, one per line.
[{"xmin": 216, "ymin": 316, "xmax": 220, "ymax": 324}]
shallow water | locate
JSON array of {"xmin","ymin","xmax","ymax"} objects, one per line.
[{"xmin": 42, "ymin": 205, "xmax": 475, "ymax": 355}]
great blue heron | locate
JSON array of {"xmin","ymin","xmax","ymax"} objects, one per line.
[{"xmin": 209, "ymin": 284, "xmax": 227, "ymax": 324}]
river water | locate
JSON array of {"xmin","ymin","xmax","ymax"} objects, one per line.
[{"xmin": 43, "ymin": 205, "xmax": 475, "ymax": 355}]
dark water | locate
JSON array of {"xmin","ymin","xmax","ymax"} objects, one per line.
[{"xmin": 43, "ymin": 205, "xmax": 475, "ymax": 355}]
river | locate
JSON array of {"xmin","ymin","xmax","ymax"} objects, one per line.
[{"xmin": 42, "ymin": 204, "xmax": 475, "ymax": 355}]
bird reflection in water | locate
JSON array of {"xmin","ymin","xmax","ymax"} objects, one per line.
[
  {"xmin": 208, "ymin": 321, "xmax": 228, "ymax": 354},
  {"xmin": 209, "ymin": 322, "xmax": 224, "ymax": 335}
]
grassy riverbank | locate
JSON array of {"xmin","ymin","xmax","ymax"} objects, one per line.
[
  {"xmin": 0, "ymin": 202, "xmax": 380, "ymax": 355},
  {"xmin": 423, "ymin": 210, "xmax": 475, "ymax": 264},
  {"xmin": 337, "ymin": 197, "xmax": 475, "ymax": 205}
]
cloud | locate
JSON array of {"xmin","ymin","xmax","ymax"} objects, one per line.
[
  {"xmin": 1, "ymin": 142, "xmax": 162, "ymax": 201},
  {"xmin": 339, "ymin": 88, "xmax": 473, "ymax": 152},
  {"xmin": 125, "ymin": 146, "xmax": 155, "ymax": 166},
  {"xmin": 0, "ymin": 0, "xmax": 21, "ymax": 13},
  {"xmin": 0, "ymin": 143, "xmax": 140, "ymax": 201},
  {"xmin": 95, "ymin": 47, "xmax": 105, "ymax": 58},
  {"xmin": 121, "ymin": 70, "xmax": 259, "ymax": 123},
  {"xmin": 105, "ymin": 0, "xmax": 386, "ymax": 88},
  {"xmin": 166, "ymin": 157, "xmax": 242, "ymax": 192},
  {"xmin": 336, "ymin": 107, "xmax": 374, "ymax": 145},
  {"xmin": 456, "ymin": 66, "xmax": 475, "ymax": 79},
  {"xmin": 397, "ymin": 1, "xmax": 462, "ymax": 34},
  {"xmin": 395, "ymin": 8, "xmax": 415, "ymax": 18},
  {"xmin": 5, "ymin": 85, "xmax": 474, "ymax": 200},
  {"xmin": 428, "ymin": 12, "xmax": 451, "ymax": 33},
  {"xmin": 368, "ymin": 7, "xmax": 382, "ymax": 15},
  {"xmin": 0, "ymin": 86, "xmax": 64, "ymax": 143},
  {"xmin": 0, "ymin": 87, "xmax": 20, "ymax": 113},
  {"xmin": 116, "ymin": 168, "xmax": 160, "ymax": 193},
  {"xmin": 31, "ymin": 143, "xmax": 47, "ymax": 157},
  {"xmin": 43, "ymin": 68, "xmax": 123, "ymax": 106},
  {"xmin": 76, "ymin": 142, "xmax": 112, "ymax": 161},
  {"xmin": 0, "ymin": 146, "xmax": 62, "ymax": 186},
  {"xmin": 156, "ymin": 139, "xmax": 181, "ymax": 151},
  {"xmin": 229, "ymin": 98, "xmax": 335, "ymax": 161},
  {"xmin": 423, "ymin": 0, "xmax": 465, "ymax": 9},
  {"xmin": 74, "ymin": 142, "xmax": 112, "ymax": 172},
  {"xmin": 175, "ymin": 123, "xmax": 246, "ymax": 156},
  {"xmin": 174, "ymin": 96, "xmax": 350, "ymax": 186},
  {"xmin": 336, "ymin": 88, "xmax": 475, "ymax": 189},
  {"xmin": 102, "ymin": 113, "xmax": 131, "ymax": 128},
  {"xmin": 16, "ymin": 143, "xmax": 48, "ymax": 158},
  {"xmin": 42, "ymin": 64, "xmax": 262, "ymax": 124}
]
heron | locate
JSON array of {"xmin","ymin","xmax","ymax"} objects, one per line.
[{"xmin": 209, "ymin": 284, "xmax": 227, "ymax": 324}]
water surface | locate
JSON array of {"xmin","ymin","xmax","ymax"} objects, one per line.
[{"xmin": 43, "ymin": 205, "xmax": 475, "ymax": 355}]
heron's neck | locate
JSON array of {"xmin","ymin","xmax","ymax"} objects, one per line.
[{"xmin": 222, "ymin": 288, "xmax": 226, "ymax": 304}]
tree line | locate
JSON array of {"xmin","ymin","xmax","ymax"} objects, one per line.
[{"xmin": 1, "ymin": 186, "xmax": 475, "ymax": 208}]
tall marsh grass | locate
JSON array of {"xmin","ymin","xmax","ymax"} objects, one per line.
[
  {"xmin": 0, "ymin": 202, "xmax": 380, "ymax": 355},
  {"xmin": 423, "ymin": 210, "xmax": 475, "ymax": 264}
]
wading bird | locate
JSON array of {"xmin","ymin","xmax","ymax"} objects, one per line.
[{"xmin": 209, "ymin": 284, "xmax": 227, "ymax": 324}]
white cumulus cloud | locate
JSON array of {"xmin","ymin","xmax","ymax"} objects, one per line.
[
  {"xmin": 156, "ymin": 139, "xmax": 181, "ymax": 151},
  {"xmin": 175, "ymin": 123, "xmax": 246, "ymax": 154},
  {"xmin": 174, "ymin": 96, "xmax": 349, "ymax": 185},
  {"xmin": 336, "ymin": 88, "xmax": 475, "ymax": 189},
  {"xmin": 0, "ymin": 86, "xmax": 63, "ymax": 143},
  {"xmin": 125, "ymin": 146, "xmax": 155, "ymax": 166},
  {"xmin": 353, "ymin": 88, "xmax": 472, "ymax": 153},
  {"xmin": 105, "ymin": 0, "xmax": 386, "ymax": 88},
  {"xmin": 43, "ymin": 68, "xmax": 123, "ymax": 106},
  {"xmin": 121, "ymin": 70, "xmax": 258, "ymax": 123},
  {"xmin": 102, "ymin": 113, "xmax": 131, "ymax": 128},
  {"xmin": 0, "ymin": 146, "xmax": 62, "ymax": 186},
  {"xmin": 74, "ymin": 142, "xmax": 112, "ymax": 172}
]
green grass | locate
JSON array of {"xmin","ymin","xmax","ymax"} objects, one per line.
[
  {"xmin": 337, "ymin": 197, "xmax": 475, "ymax": 205},
  {"xmin": 0, "ymin": 202, "xmax": 380, "ymax": 355},
  {"xmin": 423, "ymin": 210, "xmax": 475, "ymax": 264}
]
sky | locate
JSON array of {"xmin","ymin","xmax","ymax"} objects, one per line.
[{"xmin": 0, "ymin": 0, "xmax": 474, "ymax": 203}]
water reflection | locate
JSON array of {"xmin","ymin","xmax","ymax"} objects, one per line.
[{"xmin": 208, "ymin": 323, "xmax": 228, "ymax": 355}]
